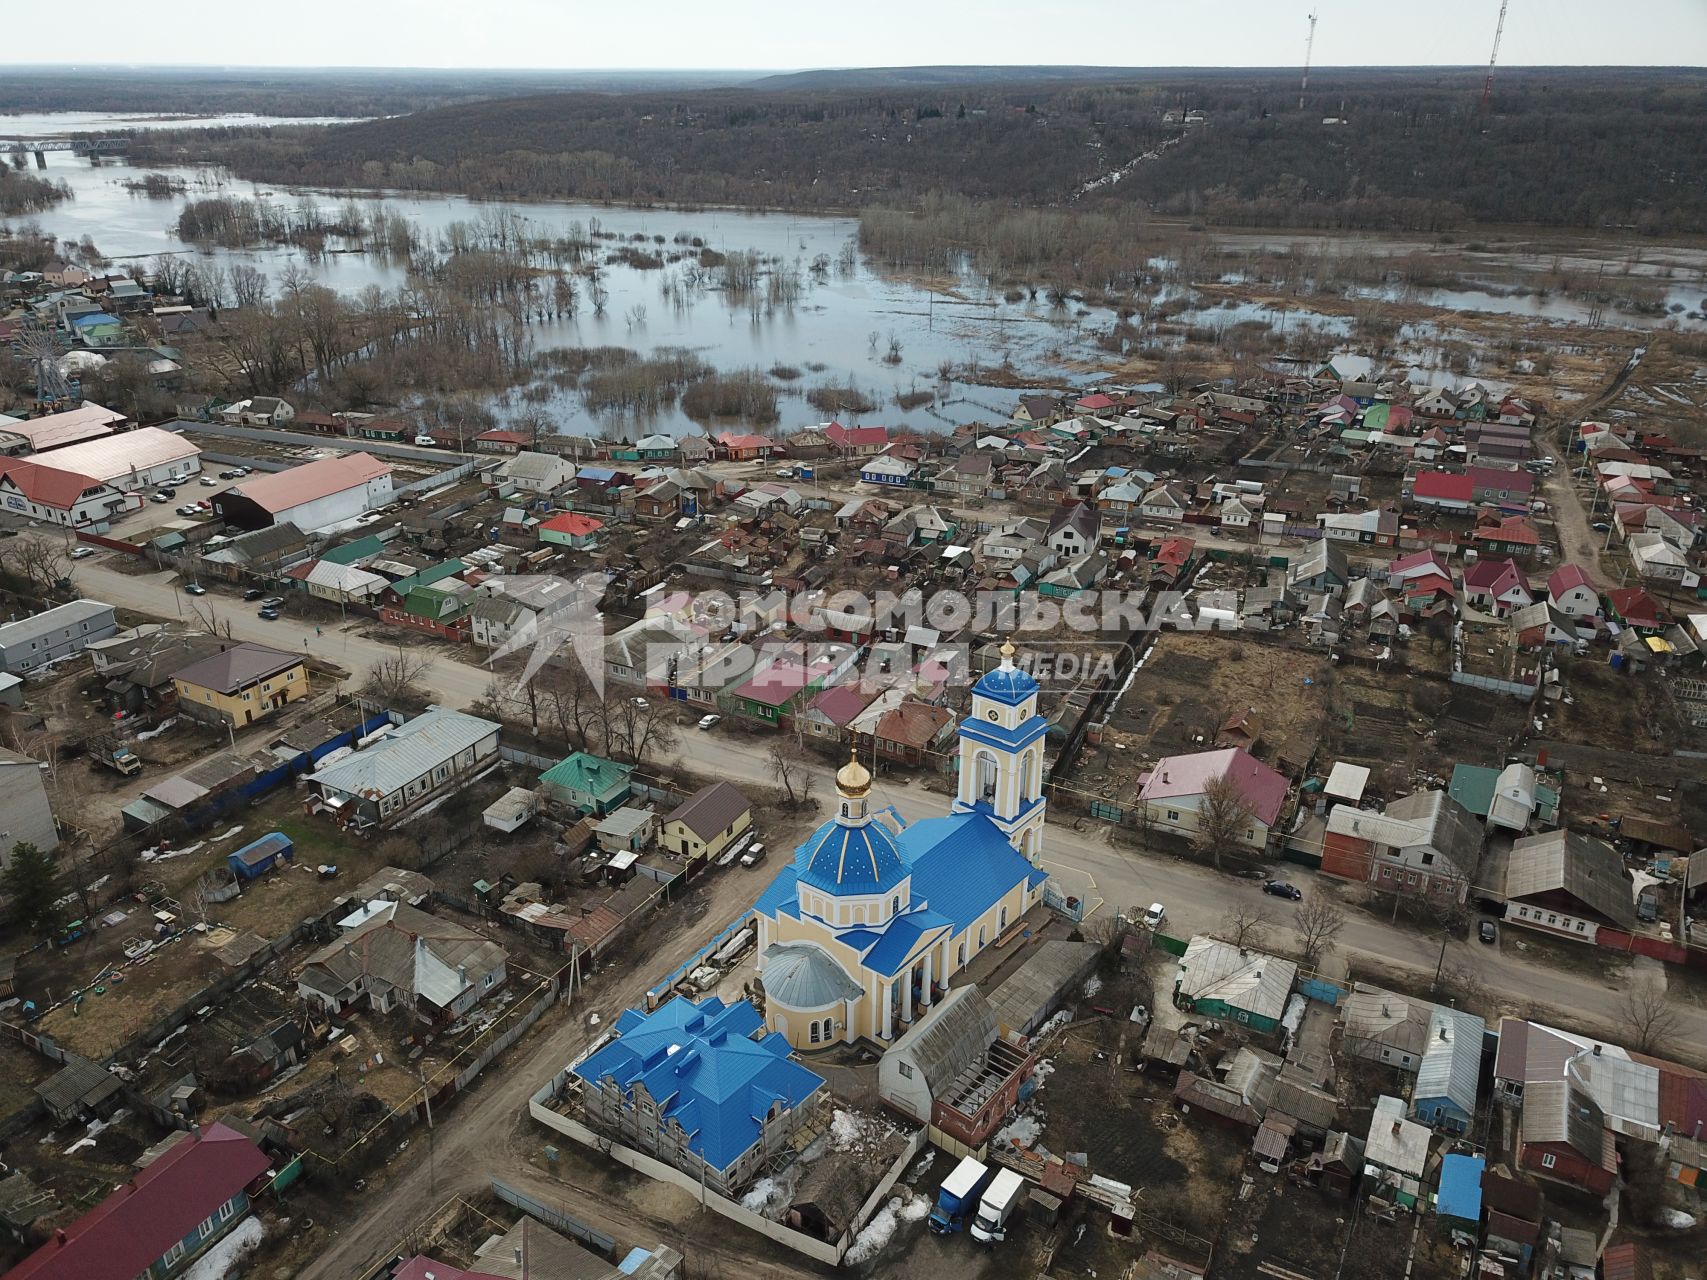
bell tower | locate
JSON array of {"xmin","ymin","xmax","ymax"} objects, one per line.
[{"xmin": 953, "ymin": 641, "xmax": 1049, "ymax": 860}]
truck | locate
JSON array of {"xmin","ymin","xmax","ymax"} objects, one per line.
[
  {"xmin": 87, "ymin": 730, "xmax": 141, "ymax": 776},
  {"xmin": 928, "ymin": 1155, "xmax": 992, "ymax": 1234},
  {"xmin": 969, "ymin": 1168, "xmax": 1026, "ymax": 1244}
]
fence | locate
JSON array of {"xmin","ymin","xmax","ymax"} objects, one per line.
[
  {"xmin": 450, "ymin": 976, "xmax": 561, "ymax": 1096},
  {"xmin": 490, "ymin": 1179, "xmax": 616, "ymax": 1256},
  {"xmin": 1449, "ymin": 670, "xmax": 1539, "ymax": 699},
  {"xmin": 526, "ymin": 1081, "xmax": 925, "ymax": 1267},
  {"xmin": 1152, "ymin": 932, "xmax": 1189, "ymax": 957}
]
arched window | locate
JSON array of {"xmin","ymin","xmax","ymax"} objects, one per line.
[
  {"xmin": 809, "ymin": 1020, "xmax": 821, "ymax": 1044},
  {"xmin": 999, "ymin": 906, "xmax": 1008, "ymax": 930},
  {"xmin": 891, "ymin": 895, "xmax": 901, "ymax": 916},
  {"xmin": 1020, "ymin": 750, "xmax": 1034, "ymax": 798},
  {"xmin": 978, "ymin": 926, "xmax": 987, "ymax": 950},
  {"xmin": 821, "ymin": 1017, "xmax": 834, "ymax": 1042},
  {"xmin": 975, "ymin": 751, "xmax": 1000, "ymax": 801},
  {"xmin": 957, "ymin": 942, "xmax": 967, "ymax": 967}
]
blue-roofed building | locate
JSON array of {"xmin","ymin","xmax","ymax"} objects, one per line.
[
  {"xmin": 755, "ymin": 642, "xmax": 1051, "ymax": 1051},
  {"xmin": 572, "ymin": 997, "xmax": 825, "ymax": 1195},
  {"xmin": 1434, "ymin": 1153, "xmax": 1485, "ymax": 1226}
]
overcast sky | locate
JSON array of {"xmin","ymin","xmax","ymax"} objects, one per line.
[{"xmin": 8, "ymin": 0, "xmax": 1706, "ymax": 69}]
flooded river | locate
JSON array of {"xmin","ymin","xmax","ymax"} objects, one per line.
[{"xmin": 5, "ymin": 113, "xmax": 1704, "ymax": 436}]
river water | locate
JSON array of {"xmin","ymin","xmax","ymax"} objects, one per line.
[{"xmin": 5, "ymin": 113, "xmax": 1704, "ymax": 437}]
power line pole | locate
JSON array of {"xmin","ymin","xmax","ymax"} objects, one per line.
[
  {"xmin": 1300, "ymin": 11, "xmax": 1319, "ymax": 113},
  {"xmin": 1481, "ymin": 0, "xmax": 1509, "ymax": 115}
]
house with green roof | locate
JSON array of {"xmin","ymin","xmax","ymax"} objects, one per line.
[
  {"xmin": 540, "ymin": 752, "xmax": 633, "ymax": 815},
  {"xmin": 379, "ymin": 563, "xmax": 471, "ymax": 640},
  {"xmin": 320, "ymin": 534, "xmax": 385, "ymax": 566}
]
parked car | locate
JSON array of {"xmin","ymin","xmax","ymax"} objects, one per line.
[
  {"xmin": 176, "ymin": 505, "xmax": 196, "ymax": 516},
  {"xmin": 184, "ymin": 583, "xmax": 207, "ymax": 596},
  {"xmin": 1263, "ymin": 880, "xmax": 1303, "ymax": 900},
  {"xmin": 151, "ymin": 492, "xmax": 170, "ymax": 503},
  {"xmin": 70, "ymin": 546, "xmax": 95, "ymax": 560},
  {"xmin": 259, "ymin": 596, "xmax": 285, "ymax": 609},
  {"xmin": 1141, "ymin": 902, "xmax": 1166, "ymax": 929},
  {"xmin": 156, "ymin": 486, "xmax": 176, "ymax": 497},
  {"xmin": 1479, "ymin": 920, "xmax": 1498, "ymax": 944},
  {"xmin": 258, "ymin": 607, "xmax": 280, "ymax": 620},
  {"xmin": 697, "ymin": 713, "xmax": 721, "ymax": 730},
  {"xmin": 1591, "ymin": 522, "xmax": 1611, "ymax": 533},
  {"xmin": 218, "ymin": 469, "xmax": 242, "ymax": 480},
  {"xmin": 243, "ymin": 587, "xmax": 266, "ymax": 601},
  {"xmin": 200, "ymin": 476, "xmax": 218, "ymax": 487},
  {"xmin": 739, "ymin": 843, "xmax": 767, "ymax": 868}
]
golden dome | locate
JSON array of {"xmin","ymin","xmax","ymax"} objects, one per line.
[{"xmin": 836, "ymin": 752, "xmax": 872, "ymax": 796}]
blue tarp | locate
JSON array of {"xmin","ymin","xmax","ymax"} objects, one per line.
[
  {"xmin": 1436, "ymin": 1154, "xmax": 1485, "ymax": 1222},
  {"xmin": 229, "ymin": 832, "xmax": 294, "ymax": 879}
]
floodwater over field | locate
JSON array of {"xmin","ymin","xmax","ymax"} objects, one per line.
[
  {"xmin": 5, "ymin": 113, "xmax": 1705, "ymax": 435},
  {"xmin": 0, "ymin": 112, "xmax": 369, "ymax": 137}
]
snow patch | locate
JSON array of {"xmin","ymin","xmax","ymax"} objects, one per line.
[
  {"xmin": 829, "ymin": 1107, "xmax": 899, "ymax": 1157},
  {"xmin": 844, "ymin": 1192, "xmax": 930, "ymax": 1265},
  {"xmin": 1082, "ymin": 974, "xmax": 1103, "ymax": 998},
  {"xmin": 1033, "ymin": 1058, "xmax": 1056, "ymax": 1085},
  {"xmin": 180, "ymin": 1215, "xmax": 263, "ymax": 1280},
  {"xmin": 1036, "ymin": 1009, "xmax": 1072, "ymax": 1039},
  {"xmin": 742, "ymin": 1176, "xmax": 782, "ymax": 1212},
  {"xmin": 1659, "ymin": 1209, "xmax": 1697, "ymax": 1230},
  {"xmin": 994, "ymin": 1109, "xmax": 1043, "ymax": 1150}
]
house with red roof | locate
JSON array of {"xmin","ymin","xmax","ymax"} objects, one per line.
[
  {"xmin": 714, "ymin": 431, "xmax": 779, "ymax": 461},
  {"xmin": 866, "ymin": 698, "xmax": 956, "ymax": 767},
  {"xmin": 1472, "ymin": 514, "xmax": 1541, "ymax": 557},
  {"xmin": 794, "ymin": 681, "xmax": 876, "ymax": 744},
  {"xmin": 1462, "ymin": 558, "xmax": 1533, "ymax": 617},
  {"xmin": 1468, "ymin": 466, "xmax": 1534, "ymax": 505},
  {"xmin": 824, "ymin": 421, "xmax": 889, "ymax": 455},
  {"xmin": 1387, "ymin": 549, "xmax": 1452, "ymax": 585},
  {"xmin": 473, "ymin": 428, "xmax": 530, "ymax": 454},
  {"xmin": 1412, "ymin": 426, "xmax": 1451, "ymax": 464},
  {"xmin": 0, "ymin": 459, "xmax": 136, "ymax": 528},
  {"xmin": 1545, "ymin": 564, "xmax": 1600, "ymax": 618},
  {"xmin": 4, "ymin": 1121, "xmax": 270, "ymax": 1280},
  {"xmin": 1137, "ymin": 747, "xmax": 1290, "ymax": 853},
  {"xmin": 1607, "ymin": 587, "xmax": 1671, "ymax": 634},
  {"xmin": 538, "ymin": 512, "xmax": 604, "ymax": 550},
  {"xmin": 1410, "ymin": 470, "xmax": 1475, "ymax": 512},
  {"xmin": 1074, "ymin": 392, "xmax": 1116, "ymax": 413}
]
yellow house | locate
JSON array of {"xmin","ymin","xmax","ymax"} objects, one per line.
[
  {"xmin": 171, "ymin": 641, "xmax": 309, "ymax": 728},
  {"xmin": 753, "ymin": 643, "xmax": 1050, "ymax": 1051},
  {"xmin": 659, "ymin": 780, "xmax": 753, "ymax": 866}
]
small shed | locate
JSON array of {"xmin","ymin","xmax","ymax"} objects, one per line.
[
  {"xmin": 36, "ymin": 1054, "xmax": 124, "ymax": 1122},
  {"xmin": 228, "ymin": 832, "xmax": 294, "ymax": 880},
  {"xmin": 0, "ymin": 672, "xmax": 22, "ymax": 708},
  {"xmin": 483, "ymin": 786, "xmax": 538, "ymax": 834}
]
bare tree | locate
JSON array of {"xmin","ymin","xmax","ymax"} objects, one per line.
[
  {"xmin": 767, "ymin": 737, "xmax": 815, "ymax": 807},
  {"xmin": 183, "ymin": 594, "xmax": 236, "ymax": 640},
  {"xmin": 361, "ymin": 644, "xmax": 434, "ymax": 711},
  {"xmin": 1194, "ymin": 773, "xmax": 1257, "ymax": 871},
  {"xmin": 0, "ymin": 537, "xmax": 71, "ymax": 597},
  {"xmin": 602, "ymin": 695, "xmax": 679, "ymax": 767},
  {"xmin": 1437, "ymin": 963, "xmax": 1491, "ymax": 1017},
  {"xmin": 542, "ymin": 662, "xmax": 605, "ymax": 750},
  {"xmin": 1219, "ymin": 903, "xmax": 1273, "ymax": 951},
  {"xmin": 1618, "ymin": 979, "xmax": 1683, "ymax": 1054},
  {"xmin": 1293, "ymin": 898, "xmax": 1346, "ymax": 971}
]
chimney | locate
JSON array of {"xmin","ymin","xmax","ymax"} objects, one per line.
[
  {"xmin": 55, "ymin": 1230, "xmax": 66, "ymax": 1246},
  {"xmin": 191, "ymin": 1121, "xmax": 202, "ymax": 1139},
  {"xmin": 1391, "ymin": 1121, "xmax": 1402, "ymax": 1137},
  {"xmin": 1439, "ymin": 1026, "xmax": 1448, "ymax": 1042},
  {"xmin": 1593, "ymin": 1044, "xmax": 1602, "ymax": 1056}
]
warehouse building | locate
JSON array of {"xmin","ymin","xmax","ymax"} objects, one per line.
[
  {"xmin": 0, "ymin": 402, "xmax": 127, "ymax": 457},
  {"xmin": 19, "ymin": 426, "xmax": 201, "ymax": 490},
  {"xmin": 214, "ymin": 452, "xmax": 393, "ymax": 533}
]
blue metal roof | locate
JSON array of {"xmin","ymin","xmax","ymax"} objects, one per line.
[
  {"xmin": 957, "ymin": 714, "xmax": 1049, "ymax": 753},
  {"xmin": 574, "ymin": 997, "xmax": 824, "ymax": 1174},
  {"xmin": 900, "ymin": 812, "xmax": 1048, "ymax": 935},
  {"xmin": 794, "ymin": 816, "xmax": 907, "ymax": 896},
  {"xmin": 863, "ymin": 909, "xmax": 954, "ymax": 976},
  {"xmin": 1436, "ymin": 1154, "xmax": 1484, "ymax": 1221}
]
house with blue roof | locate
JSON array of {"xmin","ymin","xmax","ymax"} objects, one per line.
[
  {"xmin": 573, "ymin": 996, "xmax": 825, "ymax": 1195},
  {"xmin": 754, "ymin": 642, "xmax": 1051, "ymax": 1051}
]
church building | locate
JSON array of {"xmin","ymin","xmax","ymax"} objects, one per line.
[{"xmin": 753, "ymin": 642, "xmax": 1051, "ymax": 1050}]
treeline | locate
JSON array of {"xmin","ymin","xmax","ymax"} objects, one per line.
[
  {"xmin": 132, "ymin": 68, "xmax": 1707, "ymax": 234},
  {"xmin": 173, "ymin": 195, "xmax": 418, "ymax": 256},
  {"xmin": 0, "ymin": 166, "xmax": 72, "ymax": 216}
]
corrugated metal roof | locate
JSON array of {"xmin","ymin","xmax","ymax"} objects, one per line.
[
  {"xmin": 27, "ymin": 426, "xmax": 197, "ymax": 484},
  {"xmin": 884, "ymin": 986, "xmax": 997, "ymax": 1097},
  {"xmin": 1415, "ymin": 1006, "xmax": 1484, "ymax": 1117},
  {"xmin": 1505, "ymin": 830, "xmax": 1637, "ymax": 928},
  {"xmin": 227, "ymin": 452, "xmax": 389, "ymax": 514},
  {"xmin": 308, "ymin": 707, "xmax": 498, "ymax": 799},
  {"xmin": 1364, "ymin": 1094, "xmax": 1429, "ymax": 1175},
  {"xmin": 0, "ymin": 599, "xmax": 113, "ymax": 651},
  {"xmin": 1177, "ymin": 937, "xmax": 1298, "ymax": 1023}
]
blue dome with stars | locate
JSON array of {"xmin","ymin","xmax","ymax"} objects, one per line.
[
  {"xmin": 974, "ymin": 641, "xmax": 1039, "ymax": 706},
  {"xmin": 794, "ymin": 814, "xmax": 907, "ymax": 895}
]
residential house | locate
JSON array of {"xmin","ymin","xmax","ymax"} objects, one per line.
[
  {"xmin": 1038, "ymin": 550, "xmax": 1109, "ymax": 599},
  {"xmin": 169, "ymin": 642, "xmax": 307, "ymax": 729},
  {"xmin": 88, "ymin": 625, "xmax": 231, "ymax": 716},
  {"xmin": 860, "ymin": 454, "xmax": 917, "ymax": 487},
  {"xmin": 495, "ymin": 450, "xmax": 576, "ymax": 496},
  {"xmin": 825, "ymin": 422, "xmax": 890, "ymax": 455},
  {"xmin": 1462, "ymin": 557, "xmax": 1532, "ymax": 616},
  {"xmin": 219, "ymin": 396, "xmax": 295, "ymax": 428},
  {"xmin": 869, "ymin": 699, "xmax": 955, "ymax": 767},
  {"xmin": 467, "ymin": 577, "xmax": 580, "ymax": 649},
  {"xmin": 1606, "ymin": 587, "xmax": 1670, "ymax": 634},
  {"xmin": 1502, "ymin": 829, "xmax": 1637, "ymax": 943},
  {"xmin": 301, "ymin": 560, "xmax": 388, "ymax": 608},
  {"xmin": 633, "ymin": 478, "xmax": 682, "ymax": 521},
  {"xmin": 1138, "ymin": 747, "xmax": 1291, "ymax": 853},
  {"xmin": 594, "ymin": 805, "xmax": 656, "ymax": 854},
  {"xmin": 1, "ymin": 1122, "xmax": 270, "ymax": 1280},
  {"xmin": 1468, "ymin": 466, "xmax": 1534, "ymax": 505},
  {"xmin": 1628, "ymin": 530, "xmax": 1690, "ymax": 583},
  {"xmin": 795, "ymin": 683, "xmax": 875, "ymax": 745},
  {"xmin": 1286, "ymin": 540, "xmax": 1349, "ymax": 595},
  {"xmin": 573, "ymin": 997, "xmax": 826, "ymax": 1197},
  {"xmin": 381, "ymin": 579, "xmax": 472, "ymax": 640},
  {"xmin": 1322, "ymin": 790, "xmax": 1483, "ymax": 901},
  {"xmin": 0, "ymin": 599, "xmax": 118, "ymax": 673},
  {"xmin": 1472, "ymin": 514, "xmax": 1540, "ymax": 558},
  {"xmin": 1219, "ymin": 495, "xmax": 1260, "ymax": 531},
  {"xmin": 1046, "ymin": 502, "xmax": 1102, "ymax": 557},
  {"xmin": 659, "ymin": 781, "xmax": 753, "ymax": 867},
  {"xmin": 304, "ymin": 708, "xmax": 500, "ymax": 828},
  {"xmin": 1174, "ymin": 936, "xmax": 1297, "ymax": 1033},
  {"xmin": 1139, "ymin": 483, "xmax": 1190, "ymax": 523},
  {"xmin": 474, "ymin": 429, "xmax": 530, "ymax": 454},
  {"xmin": 1387, "ymin": 549, "xmax": 1452, "ymax": 587},
  {"xmin": 1364, "ymin": 1095, "xmax": 1431, "ymax": 1207},
  {"xmin": 538, "ymin": 511, "xmax": 604, "ymax": 550},
  {"xmin": 297, "ymin": 900, "xmax": 507, "ymax": 1020},
  {"xmin": 935, "ymin": 452, "xmax": 993, "ymax": 499},
  {"xmin": 198, "ymin": 523, "xmax": 311, "ymax": 580},
  {"xmin": 1013, "ymin": 394, "xmax": 1061, "ymax": 424},
  {"xmin": 1510, "ymin": 600, "xmax": 1577, "ymax": 647},
  {"xmin": 1410, "ymin": 470, "xmax": 1475, "ymax": 512},
  {"xmin": 715, "ymin": 432, "xmax": 778, "ymax": 461},
  {"xmin": 539, "ymin": 752, "xmax": 633, "ymax": 815},
  {"xmin": 1546, "ymin": 564, "xmax": 1600, "ymax": 618},
  {"xmin": 1339, "ymin": 982, "xmax": 1432, "ymax": 1071}
]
